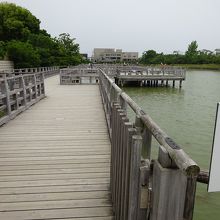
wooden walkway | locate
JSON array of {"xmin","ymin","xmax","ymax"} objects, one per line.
[{"xmin": 0, "ymin": 76, "xmax": 114, "ymax": 219}]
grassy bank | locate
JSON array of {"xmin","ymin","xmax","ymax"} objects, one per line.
[
  {"xmin": 170, "ymin": 64, "xmax": 220, "ymax": 71},
  {"xmin": 0, "ymin": 110, "xmax": 5, "ymax": 118}
]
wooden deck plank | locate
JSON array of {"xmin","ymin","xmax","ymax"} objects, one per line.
[
  {"xmin": 0, "ymin": 198, "xmax": 112, "ymax": 211},
  {"xmin": 0, "ymin": 207, "xmax": 113, "ymax": 219},
  {"xmin": 50, "ymin": 217, "xmax": 114, "ymax": 220},
  {"xmin": 0, "ymin": 163, "xmax": 110, "ymax": 171},
  {"xmin": 0, "ymin": 178, "xmax": 110, "ymax": 188},
  {"xmin": 0, "ymin": 76, "xmax": 114, "ymax": 219},
  {"xmin": 0, "ymin": 191, "xmax": 110, "ymax": 202},
  {"xmin": 0, "ymin": 159, "xmax": 110, "ymax": 166},
  {"xmin": 0, "ymin": 184, "xmax": 110, "ymax": 195},
  {"xmin": 0, "ymin": 173, "xmax": 110, "ymax": 182},
  {"xmin": 0, "ymin": 167, "xmax": 110, "ymax": 175}
]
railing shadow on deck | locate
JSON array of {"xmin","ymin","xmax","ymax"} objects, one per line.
[{"xmin": 98, "ymin": 68, "xmax": 208, "ymax": 220}]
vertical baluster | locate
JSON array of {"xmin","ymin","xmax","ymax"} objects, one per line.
[
  {"xmin": 111, "ymin": 103, "xmax": 119, "ymax": 209},
  {"xmin": 118, "ymin": 115, "xmax": 129, "ymax": 218},
  {"xmin": 123, "ymin": 127, "xmax": 136, "ymax": 220},
  {"xmin": 138, "ymin": 159, "xmax": 151, "ymax": 220},
  {"xmin": 127, "ymin": 135, "xmax": 142, "ymax": 220},
  {"xmin": 120, "ymin": 122, "xmax": 133, "ymax": 220},
  {"xmin": 183, "ymin": 177, "xmax": 197, "ymax": 220},
  {"xmin": 112, "ymin": 104, "xmax": 121, "ymax": 211},
  {"xmin": 115, "ymin": 109, "xmax": 126, "ymax": 219}
]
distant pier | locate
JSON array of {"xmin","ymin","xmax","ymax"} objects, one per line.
[{"xmin": 114, "ymin": 66, "xmax": 186, "ymax": 88}]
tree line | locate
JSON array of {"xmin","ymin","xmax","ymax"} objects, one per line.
[
  {"xmin": 0, "ymin": 2, "xmax": 84, "ymax": 68},
  {"xmin": 140, "ymin": 41, "xmax": 220, "ymax": 65}
]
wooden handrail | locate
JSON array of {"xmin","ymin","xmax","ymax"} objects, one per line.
[
  {"xmin": 197, "ymin": 170, "xmax": 209, "ymax": 184},
  {"xmin": 99, "ymin": 68, "xmax": 199, "ymax": 177}
]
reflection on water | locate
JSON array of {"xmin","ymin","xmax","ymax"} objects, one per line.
[{"xmin": 123, "ymin": 70, "xmax": 220, "ymax": 220}]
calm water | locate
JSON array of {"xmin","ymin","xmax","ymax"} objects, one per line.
[{"xmin": 123, "ymin": 70, "xmax": 220, "ymax": 220}]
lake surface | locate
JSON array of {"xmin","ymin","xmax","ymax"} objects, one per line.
[{"xmin": 123, "ymin": 70, "xmax": 220, "ymax": 220}]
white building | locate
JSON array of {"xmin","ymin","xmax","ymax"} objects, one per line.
[
  {"xmin": 0, "ymin": 60, "xmax": 14, "ymax": 72},
  {"xmin": 92, "ymin": 48, "xmax": 138, "ymax": 63},
  {"xmin": 200, "ymin": 49, "xmax": 213, "ymax": 54},
  {"xmin": 122, "ymin": 52, "xmax": 139, "ymax": 62},
  {"xmin": 215, "ymin": 49, "xmax": 220, "ymax": 55},
  {"xmin": 173, "ymin": 50, "xmax": 184, "ymax": 55}
]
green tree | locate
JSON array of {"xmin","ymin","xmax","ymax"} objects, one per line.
[
  {"xmin": 55, "ymin": 33, "xmax": 82, "ymax": 66},
  {"xmin": 185, "ymin": 41, "xmax": 199, "ymax": 63},
  {"xmin": 0, "ymin": 41, "xmax": 6, "ymax": 59},
  {"xmin": 56, "ymin": 33, "xmax": 79, "ymax": 55},
  {"xmin": 7, "ymin": 40, "xmax": 40, "ymax": 68},
  {"xmin": 185, "ymin": 41, "xmax": 198, "ymax": 56},
  {"xmin": 140, "ymin": 50, "xmax": 157, "ymax": 64},
  {"xmin": 0, "ymin": 2, "xmax": 40, "ymax": 41}
]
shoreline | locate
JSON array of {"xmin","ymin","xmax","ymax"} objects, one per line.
[
  {"xmin": 141, "ymin": 64, "xmax": 220, "ymax": 71},
  {"xmin": 140, "ymin": 64, "xmax": 220, "ymax": 71},
  {"xmin": 170, "ymin": 64, "xmax": 220, "ymax": 71}
]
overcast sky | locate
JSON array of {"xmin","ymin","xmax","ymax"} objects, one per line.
[{"xmin": 4, "ymin": 0, "xmax": 220, "ymax": 56}]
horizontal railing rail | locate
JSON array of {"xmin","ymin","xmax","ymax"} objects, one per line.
[
  {"xmin": 0, "ymin": 66, "xmax": 60, "ymax": 78},
  {"xmin": 13, "ymin": 66, "xmax": 59, "ymax": 74}
]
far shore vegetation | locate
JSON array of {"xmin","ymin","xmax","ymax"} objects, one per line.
[
  {"xmin": 142, "ymin": 63, "xmax": 220, "ymax": 71},
  {"xmin": 139, "ymin": 41, "xmax": 220, "ymax": 71},
  {"xmin": 170, "ymin": 64, "xmax": 220, "ymax": 70}
]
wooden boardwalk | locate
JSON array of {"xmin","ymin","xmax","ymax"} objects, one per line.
[{"xmin": 0, "ymin": 76, "xmax": 114, "ymax": 219}]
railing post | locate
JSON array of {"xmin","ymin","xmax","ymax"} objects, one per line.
[
  {"xmin": 41, "ymin": 73, "xmax": 45, "ymax": 96},
  {"xmin": 21, "ymin": 75, "xmax": 27, "ymax": 108},
  {"xmin": 3, "ymin": 75, "xmax": 11, "ymax": 116},
  {"xmin": 33, "ymin": 74, "xmax": 38, "ymax": 100},
  {"xmin": 150, "ymin": 146, "xmax": 191, "ymax": 220},
  {"xmin": 135, "ymin": 116, "xmax": 152, "ymax": 159}
]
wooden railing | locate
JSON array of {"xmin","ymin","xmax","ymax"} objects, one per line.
[
  {"xmin": 98, "ymin": 65, "xmax": 186, "ymax": 78},
  {"xmin": 60, "ymin": 68, "xmax": 99, "ymax": 85},
  {"xmin": 0, "ymin": 66, "xmax": 60, "ymax": 125},
  {"xmin": 0, "ymin": 73, "xmax": 45, "ymax": 126},
  {"xmin": 12, "ymin": 66, "xmax": 59, "ymax": 75},
  {"xmin": 99, "ymin": 68, "xmax": 200, "ymax": 220},
  {"xmin": 1, "ymin": 66, "xmax": 60, "ymax": 78}
]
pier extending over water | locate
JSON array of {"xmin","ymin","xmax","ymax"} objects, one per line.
[{"xmin": 102, "ymin": 65, "xmax": 186, "ymax": 88}]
